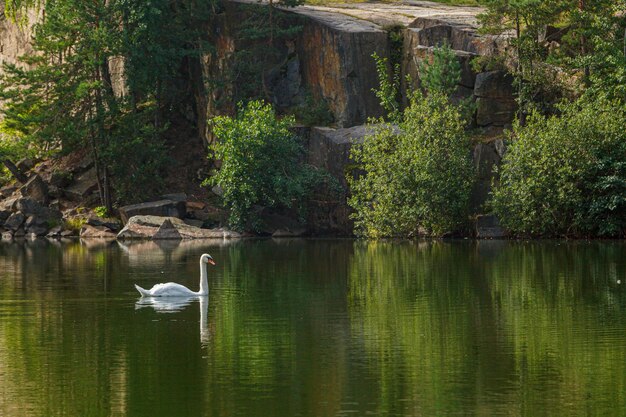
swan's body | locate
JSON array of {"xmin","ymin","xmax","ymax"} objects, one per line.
[{"xmin": 134, "ymin": 253, "xmax": 215, "ymax": 297}]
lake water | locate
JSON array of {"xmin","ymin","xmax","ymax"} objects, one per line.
[{"xmin": 0, "ymin": 238, "xmax": 625, "ymax": 416}]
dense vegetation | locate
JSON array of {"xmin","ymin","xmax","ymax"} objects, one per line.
[
  {"xmin": 480, "ymin": 0, "xmax": 626, "ymax": 237},
  {"xmin": 207, "ymin": 100, "xmax": 328, "ymax": 231},
  {"xmin": 0, "ymin": 0, "xmax": 214, "ymax": 209},
  {"xmin": 0, "ymin": 0, "xmax": 625, "ymax": 237},
  {"xmin": 492, "ymin": 97, "xmax": 626, "ymax": 237},
  {"xmin": 348, "ymin": 92, "xmax": 473, "ymax": 238},
  {"xmin": 349, "ymin": 44, "xmax": 473, "ymax": 238}
]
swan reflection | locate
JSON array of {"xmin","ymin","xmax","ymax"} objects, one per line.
[{"xmin": 135, "ymin": 296, "xmax": 210, "ymax": 345}]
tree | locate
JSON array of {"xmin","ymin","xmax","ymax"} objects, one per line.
[
  {"xmin": 0, "ymin": 0, "xmax": 214, "ymax": 208},
  {"xmin": 478, "ymin": 0, "xmax": 626, "ymax": 108},
  {"xmin": 561, "ymin": 0, "xmax": 626, "ymax": 100},
  {"xmin": 418, "ymin": 41, "xmax": 462, "ymax": 97}
]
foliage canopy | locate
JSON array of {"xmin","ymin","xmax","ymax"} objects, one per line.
[
  {"xmin": 0, "ymin": 0, "xmax": 213, "ymax": 207},
  {"xmin": 492, "ymin": 96, "xmax": 626, "ymax": 237},
  {"xmin": 348, "ymin": 91, "xmax": 473, "ymax": 238},
  {"xmin": 208, "ymin": 100, "xmax": 327, "ymax": 231}
]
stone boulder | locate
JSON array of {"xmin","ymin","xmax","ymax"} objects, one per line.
[
  {"xmin": 0, "ymin": 185, "xmax": 17, "ymax": 198},
  {"xmin": 117, "ymin": 215, "xmax": 242, "ymax": 240},
  {"xmin": 64, "ymin": 167, "xmax": 99, "ymax": 201},
  {"xmin": 307, "ymin": 125, "xmax": 376, "ymax": 187},
  {"xmin": 80, "ymin": 224, "xmax": 117, "ymax": 239},
  {"xmin": 15, "ymin": 198, "xmax": 62, "ymax": 223},
  {"xmin": 407, "ymin": 19, "xmax": 501, "ymax": 57},
  {"xmin": 474, "ymin": 71, "xmax": 516, "ymax": 126},
  {"xmin": 46, "ymin": 226, "xmax": 63, "ymax": 238},
  {"xmin": 16, "ymin": 158, "xmax": 35, "ymax": 172},
  {"xmin": 50, "ymin": 170, "xmax": 73, "ymax": 188},
  {"xmin": 86, "ymin": 216, "xmax": 122, "ymax": 232},
  {"xmin": 4, "ymin": 212, "xmax": 25, "ymax": 231},
  {"xmin": 471, "ymin": 139, "xmax": 506, "ymax": 213},
  {"xmin": 118, "ymin": 199, "xmax": 187, "ymax": 224},
  {"xmin": 0, "ymin": 209, "xmax": 11, "ymax": 223},
  {"xmin": 305, "ymin": 124, "xmax": 396, "ymax": 235},
  {"xmin": 19, "ymin": 174, "xmax": 48, "ymax": 204}
]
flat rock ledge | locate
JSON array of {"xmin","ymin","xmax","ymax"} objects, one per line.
[{"xmin": 117, "ymin": 215, "xmax": 242, "ymax": 240}]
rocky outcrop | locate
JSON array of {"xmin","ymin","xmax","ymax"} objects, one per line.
[
  {"xmin": 305, "ymin": 125, "xmax": 381, "ymax": 235},
  {"xmin": 199, "ymin": 0, "xmax": 515, "ymax": 139},
  {"xmin": 117, "ymin": 215, "xmax": 242, "ymax": 240},
  {"xmin": 295, "ymin": 10, "xmax": 388, "ymax": 127},
  {"xmin": 118, "ymin": 199, "xmax": 187, "ymax": 224},
  {"xmin": 471, "ymin": 138, "xmax": 506, "ymax": 212},
  {"xmin": 63, "ymin": 167, "xmax": 99, "ymax": 202},
  {"xmin": 0, "ymin": 195, "xmax": 64, "ymax": 238},
  {"xmin": 474, "ymin": 71, "xmax": 516, "ymax": 126},
  {"xmin": 19, "ymin": 174, "xmax": 48, "ymax": 204},
  {"xmin": 304, "ymin": 123, "xmax": 508, "ymax": 234},
  {"xmin": 0, "ymin": 5, "xmax": 36, "ymax": 76},
  {"xmin": 307, "ymin": 125, "xmax": 373, "ymax": 187}
]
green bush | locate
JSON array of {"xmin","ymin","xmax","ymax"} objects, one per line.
[
  {"xmin": 492, "ymin": 96, "xmax": 626, "ymax": 237},
  {"xmin": 348, "ymin": 92, "xmax": 473, "ymax": 238},
  {"xmin": 418, "ymin": 41, "xmax": 461, "ymax": 98},
  {"xmin": 207, "ymin": 100, "xmax": 326, "ymax": 231}
]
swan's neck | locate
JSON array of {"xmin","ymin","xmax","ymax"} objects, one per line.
[{"xmin": 197, "ymin": 260, "xmax": 209, "ymax": 296}]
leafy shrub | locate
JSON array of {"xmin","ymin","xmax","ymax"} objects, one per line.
[
  {"xmin": 94, "ymin": 206, "xmax": 109, "ymax": 218},
  {"xmin": 418, "ymin": 41, "xmax": 462, "ymax": 97},
  {"xmin": 492, "ymin": 96, "xmax": 626, "ymax": 237},
  {"xmin": 64, "ymin": 218, "xmax": 86, "ymax": 233},
  {"xmin": 348, "ymin": 91, "xmax": 474, "ymax": 238},
  {"xmin": 207, "ymin": 100, "xmax": 327, "ymax": 231},
  {"xmin": 372, "ymin": 52, "xmax": 401, "ymax": 122}
]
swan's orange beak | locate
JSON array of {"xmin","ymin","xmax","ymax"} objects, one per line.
[{"xmin": 208, "ymin": 259, "xmax": 216, "ymax": 266}]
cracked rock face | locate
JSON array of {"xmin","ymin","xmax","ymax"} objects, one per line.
[
  {"xmin": 0, "ymin": 5, "xmax": 36, "ymax": 76},
  {"xmin": 203, "ymin": 1, "xmax": 511, "ymax": 132}
]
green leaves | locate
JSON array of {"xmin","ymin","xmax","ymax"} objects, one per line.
[
  {"xmin": 371, "ymin": 52, "xmax": 401, "ymax": 123},
  {"xmin": 492, "ymin": 96, "xmax": 626, "ymax": 237},
  {"xmin": 209, "ymin": 100, "xmax": 328, "ymax": 231},
  {"xmin": 0, "ymin": 0, "xmax": 213, "ymax": 205},
  {"xmin": 418, "ymin": 42, "xmax": 462, "ymax": 98},
  {"xmin": 348, "ymin": 92, "xmax": 473, "ymax": 238}
]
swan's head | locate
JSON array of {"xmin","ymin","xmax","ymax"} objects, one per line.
[{"xmin": 201, "ymin": 253, "xmax": 216, "ymax": 266}]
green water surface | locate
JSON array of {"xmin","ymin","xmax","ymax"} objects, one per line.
[{"xmin": 0, "ymin": 239, "xmax": 625, "ymax": 416}]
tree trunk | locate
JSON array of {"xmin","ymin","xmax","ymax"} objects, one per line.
[
  {"xmin": 2, "ymin": 159, "xmax": 27, "ymax": 183},
  {"xmin": 579, "ymin": 0, "xmax": 590, "ymax": 81},
  {"xmin": 515, "ymin": 11, "xmax": 526, "ymax": 126}
]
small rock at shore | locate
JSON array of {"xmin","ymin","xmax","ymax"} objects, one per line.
[
  {"xmin": 4, "ymin": 212, "xmax": 25, "ymax": 231},
  {"xmin": 80, "ymin": 224, "xmax": 118, "ymax": 239},
  {"xmin": 117, "ymin": 215, "xmax": 242, "ymax": 240}
]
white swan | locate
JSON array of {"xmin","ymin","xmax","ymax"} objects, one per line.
[{"xmin": 134, "ymin": 253, "xmax": 216, "ymax": 297}]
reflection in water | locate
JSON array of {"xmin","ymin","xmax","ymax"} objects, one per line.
[
  {"xmin": 135, "ymin": 296, "xmax": 210, "ymax": 346},
  {"xmin": 0, "ymin": 239, "xmax": 625, "ymax": 417}
]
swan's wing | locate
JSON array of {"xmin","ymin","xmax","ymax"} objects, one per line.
[{"xmin": 148, "ymin": 282, "xmax": 194, "ymax": 296}]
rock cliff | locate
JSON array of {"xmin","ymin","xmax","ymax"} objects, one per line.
[{"xmin": 200, "ymin": 0, "xmax": 514, "ymax": 138}]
